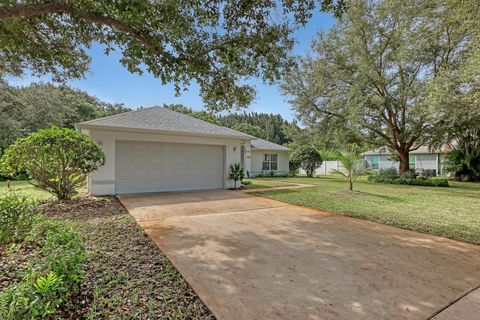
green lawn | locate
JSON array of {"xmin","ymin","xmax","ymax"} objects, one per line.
[
  {"xmin": 243, "ymin": 179, "xmax": 293, "ymax": 189},
  {"xmin": 251, "ymin": 175, "xmax": 480, "ymax": 244},
  {"xmin": 0, "ymin": 180, "xmax": 53, "ymax": 201}
]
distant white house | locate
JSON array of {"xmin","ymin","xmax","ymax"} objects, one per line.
[{"xmin": 362, "ymin": 146, "xmax": 451, "ymax": 175}]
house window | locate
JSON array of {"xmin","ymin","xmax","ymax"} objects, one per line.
[
  {"xmin": 371, "ymin": 156, "xmax": 379, "ymax": 169},
  {"xmin": 262, "ymin": 154, "xmax": 278, "ymax": 171},
  {"xmin": 409, "ymin": 155, "xmax": 416, "ymax": 169}
]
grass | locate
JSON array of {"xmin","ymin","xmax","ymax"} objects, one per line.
[
  {"xmin": 251, "ymin": 175, "xmax": 480, "ymax": 244},
  {"xmin": 243, "ymin": 179, "xmax": 293, "ymax": 189},
  {"xmin": 0, "ymin": 186, "xmax": 213, "ymax": 319},
  {"xmin": 0, "ymin": 180, "xmax": 53, "ymax": 201}
]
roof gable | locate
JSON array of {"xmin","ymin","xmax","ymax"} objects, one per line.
[
  {"xmin": 251, "ymin": 138, "xmax": 290, "ymax": 151},
  {"xmin": 77, "ymin": 106, "xmax": 253, "ymax": 139}
]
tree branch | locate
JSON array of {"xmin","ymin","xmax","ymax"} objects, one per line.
[{"xmin": 0, "ymin": 2, "xmax": 159, "ymax": 54}]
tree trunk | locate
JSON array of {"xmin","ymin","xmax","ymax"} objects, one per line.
[
  {"xmin": 348, "ymin": 179, "xmax": 353, "ymax": 192},
  {"xmin": 398, "ymin": 149, "xmax": 409, "ymax": 174}
]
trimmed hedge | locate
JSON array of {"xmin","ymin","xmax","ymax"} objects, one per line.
[{"xmin": 368, "ymin": 175, "xmax": 449, "ymax": 187}]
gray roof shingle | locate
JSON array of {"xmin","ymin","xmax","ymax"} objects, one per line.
[
  {"xmin": 77, "ymin": 106, "xmax": 253, "ymax": 139},
  {"xmin": 251, "ymin": 138, "xmax": 290, "ymax": 151}
]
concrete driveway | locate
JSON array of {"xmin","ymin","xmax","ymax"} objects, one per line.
[{"xmin": 119, "ymin": 190, "xmax": 480, "ymax": 320}]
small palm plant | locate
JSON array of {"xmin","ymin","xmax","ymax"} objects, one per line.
[
  {"xmin": 229, "ymin": 163, "xmax": 245, "ymax": 189},
  {"xmin": 333, "ymin": 150, "xmax": 369, "ymax": 192}
]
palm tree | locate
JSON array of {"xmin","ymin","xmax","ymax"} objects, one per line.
[{"xmin": 333, "ymin": 151, "xmax": 369, "ymax": 192}]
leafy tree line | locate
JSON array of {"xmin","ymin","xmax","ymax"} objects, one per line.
[
  {"xmin": 165, "ymin": 104, "xmax": 292, "ymax": 145},
  {"xmin": 219, "ymin": 112, "xmax": 290, "ymax": 145},
  {"xmin": 0, "ymin": 82, "xmax": 131, "ymax": 148}
]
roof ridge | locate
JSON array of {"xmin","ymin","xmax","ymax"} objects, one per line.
[
  {"xmin": 79, "ymin": 105, "xmax": 160, "ymax": 125},
  {"xmin": 77, "ymin": 105, "xmax": 255, "ymax": 139},
  {"xmin": 160, "ymin": 107, "xmax": 255, "ymax": 137}
]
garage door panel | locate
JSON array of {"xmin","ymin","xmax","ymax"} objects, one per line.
[{"xmin": 115, "ymin": 141, "xmax": 224, "ymax": 194}]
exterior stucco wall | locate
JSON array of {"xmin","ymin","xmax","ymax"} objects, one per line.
[
  {"xmin": 81, "ymin": 128, "xmax": 248, "ymax": 195},
  {"xmin": 249, "ymin": 150, "xmax": 289, "ymax": 176}
]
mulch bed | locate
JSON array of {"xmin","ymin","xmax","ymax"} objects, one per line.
[{"xmin": 31, "ymin": 196, "xmax": 215, "ymax": 319}]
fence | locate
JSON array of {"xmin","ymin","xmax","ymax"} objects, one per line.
[{"xmin": 299, "ymin": 160, "xmax": 344, "ymax": 176}]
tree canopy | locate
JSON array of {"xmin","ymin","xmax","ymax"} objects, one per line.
[
  {"xmin": 0, "ymin": 0, "xmax": 345, "ymax": 111},
  {"xmin": 282, "ymin": 0, "xmax": 480, "ymax": 172},
  {"xmin": 0, "ymin": 82, "xmax": 131, "ymax": 148},
  {"xmin": 232, "ymin": 123, "xmax": 267, "ymax": 140}
]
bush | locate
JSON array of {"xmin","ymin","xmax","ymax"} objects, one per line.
[
  {"xmin": 289, "ymin": 158, "xmax": 301, "ymax": 175},
  {"xmin": 291, "ymin": 145, "xmax": 323, "ymax": 177},
  {"xmin": 229, "ymin": 163, "xmax": 244, "ymax": 189},
  {"xmin": 0, "ymin": 215, "xmax": 86, "ymax": 319},
  {"xmin": 400, "ymin": 170, "xmax": 417, "ymax": 179},
  {"xmin": 420, "ymin": 169, "xmax": 437, "ymax": 178},
  {"xmin": 0, "ymin": 127, "xmax": 105, "ymax": 200},
  {"xmin": 377, "ymin": 168, "xmax": 398, "ymax": 180},
  {"xmin": 369, "ymin": 175, "xmax": 449, "ymax": 187},
  {"xmin": 0, "ymin": 194, "xmax": 37, "ymax": 245},
  {"xmin": 368, "ymin": 166, "xmax": 448, "ymax": 187},
  {"xmin": 443, "ymin": 139, "xmax": 480, "ymax": 182}
]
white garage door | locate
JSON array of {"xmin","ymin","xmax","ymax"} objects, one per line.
[{"xmin": 115, "ymin": 140, "xmax": 224, "ymax": 194}]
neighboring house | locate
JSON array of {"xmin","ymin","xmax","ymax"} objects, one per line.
[
  {"xmin": 76, "ymin": 106, "xmax": 289, "ymax": 195},
  {"xmin": 362, "ymin": 146, "xmax": 451, "ymax": 175},
  {"xmin": 249, "ymin": 139, "xmax": 290, "ymax": 177}
]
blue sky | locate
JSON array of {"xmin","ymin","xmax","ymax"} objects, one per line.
[{"xmin": 8, "ymin": 11, "xmax": 336, "ymax": 122}]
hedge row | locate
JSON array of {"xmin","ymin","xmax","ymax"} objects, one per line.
[{"xmin": 369, "ymin": 176, "xmax": 449, "ymax": 187}]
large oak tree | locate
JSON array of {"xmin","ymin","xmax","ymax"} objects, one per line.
[
  {"xmin": 0, "ymin": 0, "xmax": 344, "ymax": 111},
  {"xmin": 282, "ymin": 0, "xmax": 480, "ymax": 172}
]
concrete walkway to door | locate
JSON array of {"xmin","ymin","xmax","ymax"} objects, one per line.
[{"xmin": 119, "ymin": 190, "xmax": 480, "ymax": 320}]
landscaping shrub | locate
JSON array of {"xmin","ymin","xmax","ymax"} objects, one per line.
[
  {"xmin": 368, "ymin": 172, "xmax": 449, "ymax": 187},
  {"xmin": 289, "ymin": 158, "xmax": 301, "ymax": 175},
  {"xmin": 376, "ymin": 168, "xmax": 398, "ymax": 180},
  {"xmin": 229, "ymin": 163, "xmax": 244, "ymax": 189},
  {"xmin": 0, "ymin": 127, "xmax": 105, "ymax": 200},
  {"xmin": 0, "ymin": 198, "xmax": 86, "ymax": 319},
  {"xmin": 443, "ymin": 137, "xmax": 480, "ymax": 182},
  {"xmin": 253, "ymin": 171, "xmax": 291, "ymax": 178},
  {"xmin": 400, "ymin": 170, "xmax": 417, "ymax": 179},
  {"xmin": 421, "ymin": 169, "xmax": 437, "ymax": 178},
  {"xmin": 291, "ymin": 145, "xmax": 323, "ymax": 177},
  {"xmin": 0, "ymin": 194, "xmax": 37, "ymax": 245}
]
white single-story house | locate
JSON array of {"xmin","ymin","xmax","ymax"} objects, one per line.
[
  {"xmin": 249, "ymin": 139, "xmax": 290, "ymax": 177},
  {"xmin": 76, "ymin": 106, "xmax": 289, "ymax": 195},
  {"xmin": 362, "ymin": 146, "xmax": 451, "ymax": 175}
]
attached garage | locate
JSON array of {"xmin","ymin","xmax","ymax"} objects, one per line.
[
  {"xmin": 76, "ymin": 106, "xmax": 254, "ymax": 195},
  {"xmin": 115, "ymin": 141, "xmax": 224, "ymax": 194}
]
